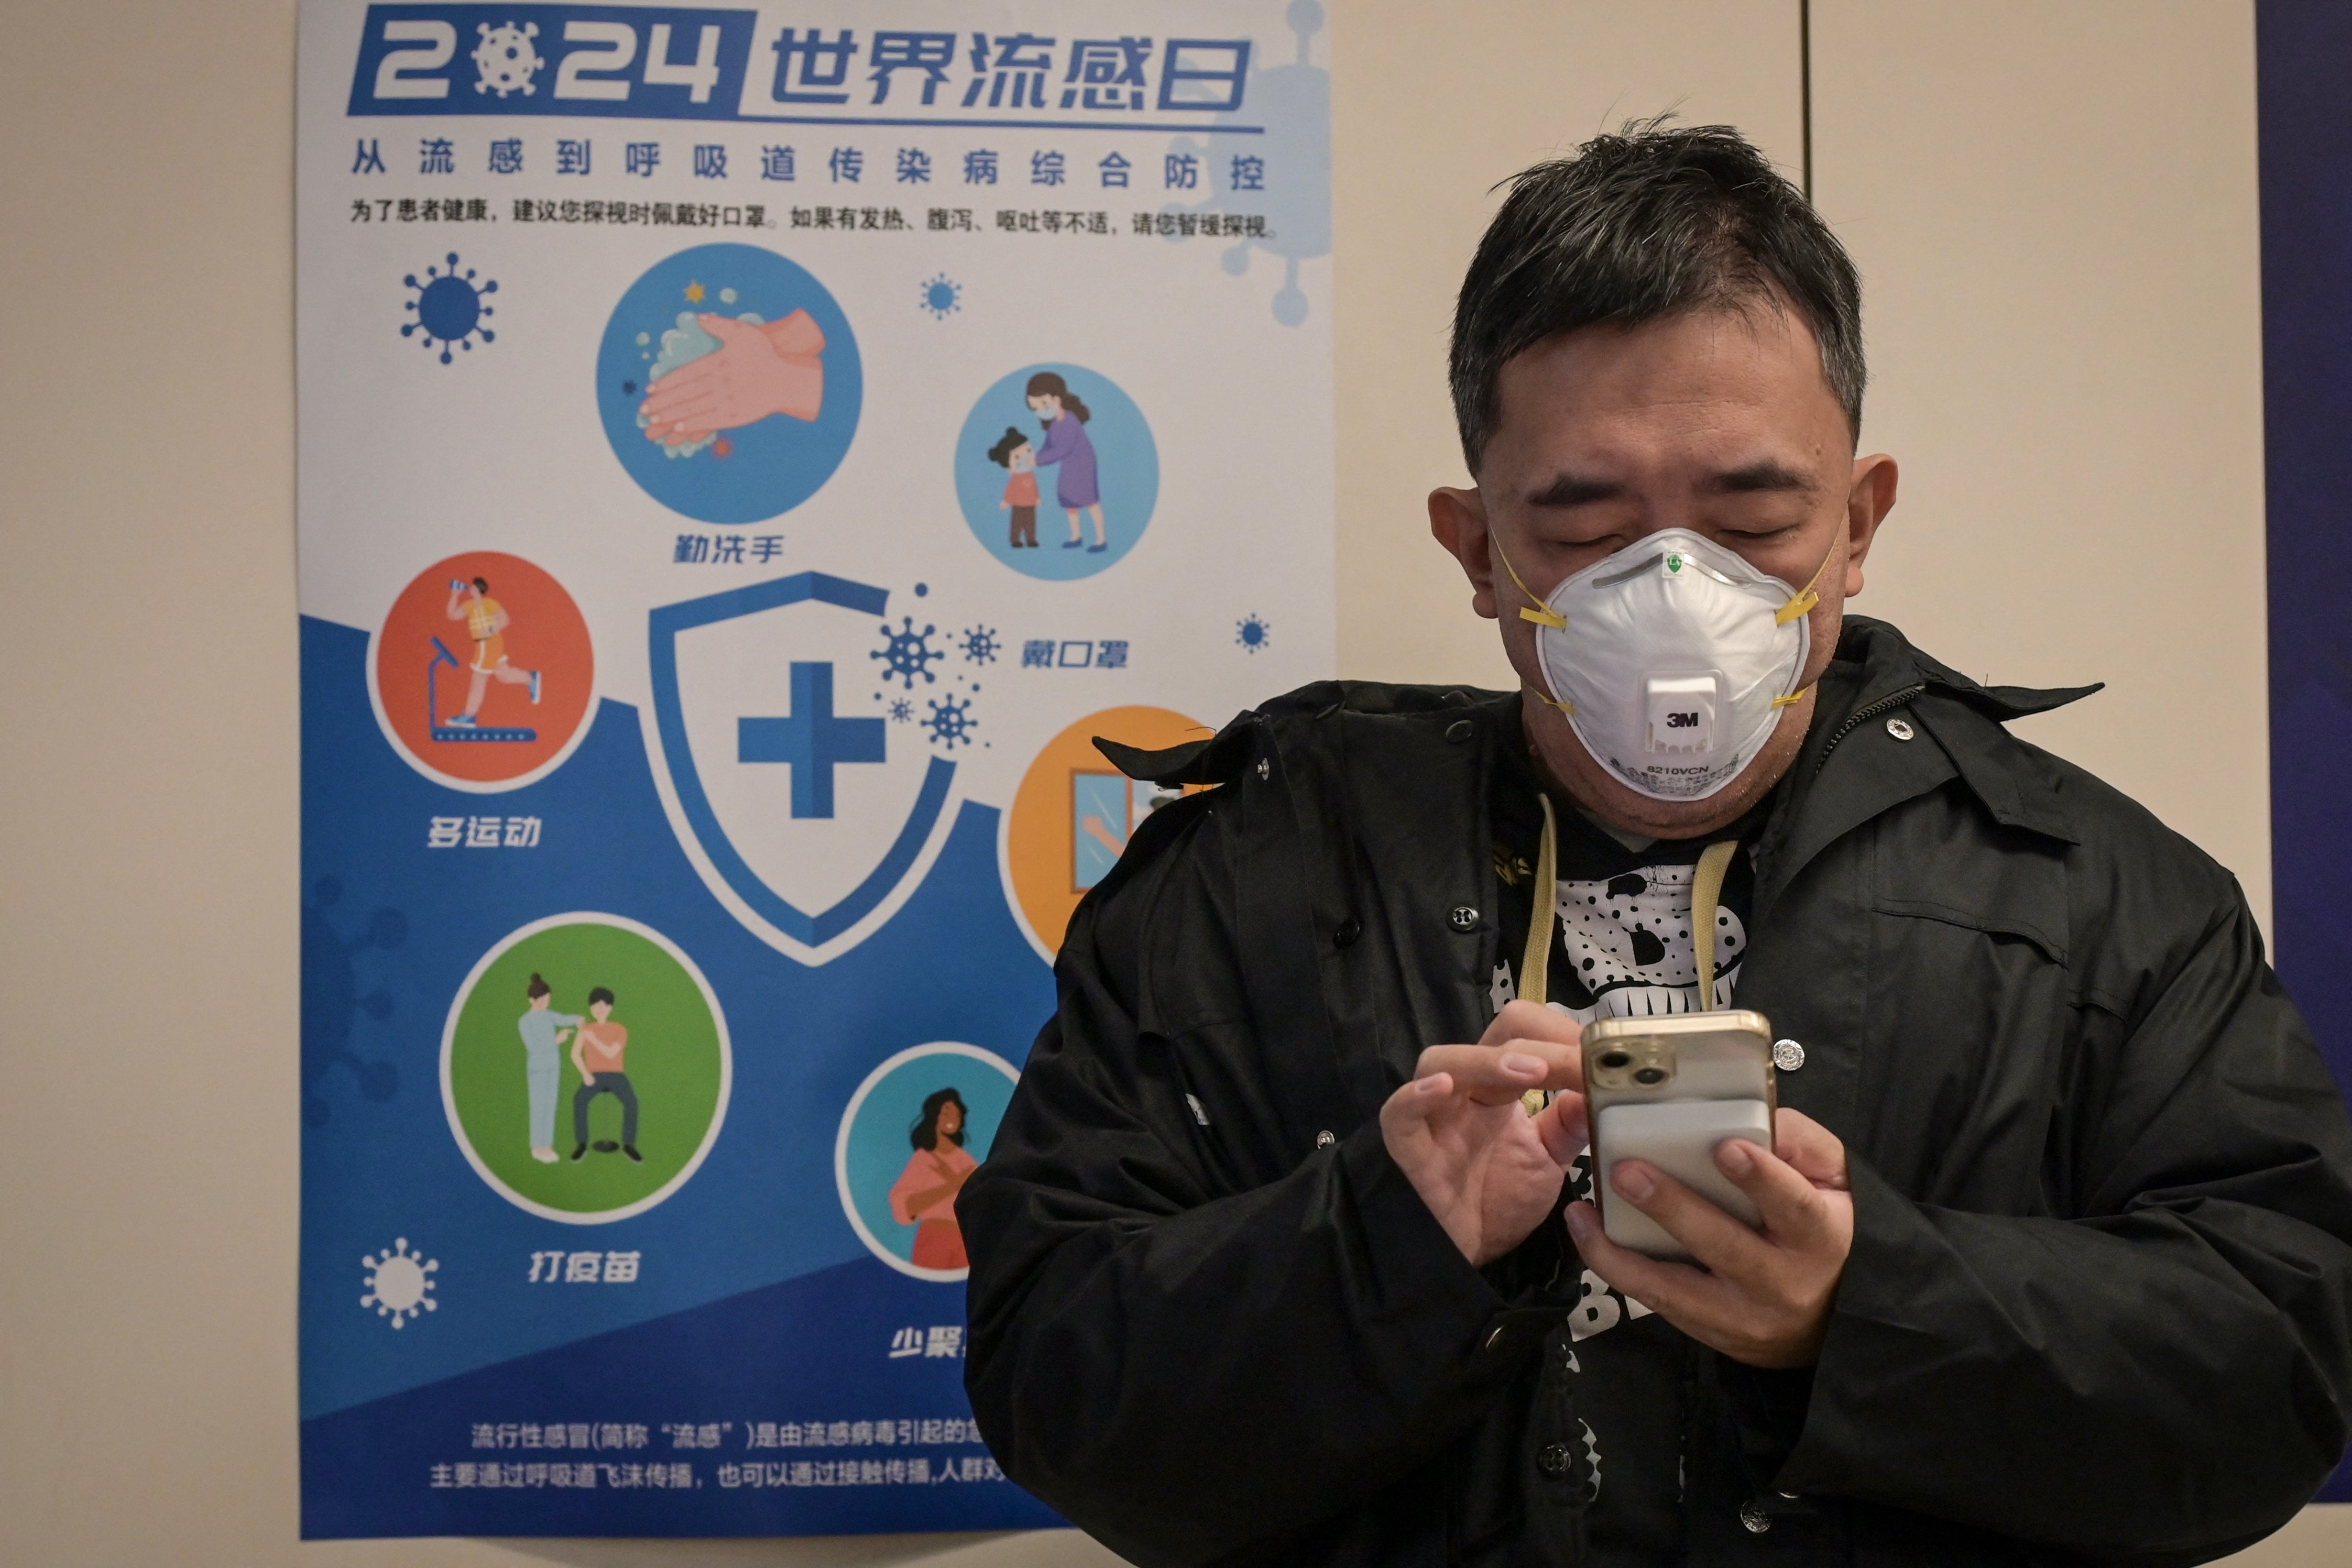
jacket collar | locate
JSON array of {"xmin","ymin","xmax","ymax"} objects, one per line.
[
  {"xmin": 1096, "ymin": 622, "xmax": 2103, "ymax": 917},
  {"xmin": 1835, "ymin": 616, "xmax": 2098, "ymax": 845},
  {"xmin": 1749, "ymin": 617, "xmax": 2097, "ymax": 918}
]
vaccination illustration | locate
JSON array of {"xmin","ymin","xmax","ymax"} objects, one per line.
[
  {"xmin": 371, "ymin": 551, "xmax": 595, "ymax": 787},
  {"xmin": 443, "ymin": 916, "xmax": 730, "ymax": 1221},
  {"xmin": 956, "ymin": 364, "xmax": 1158, "ymax": 582},
  {"xmin": 597, "ymin": 243, "xmax": 863, "ymax": 526}
]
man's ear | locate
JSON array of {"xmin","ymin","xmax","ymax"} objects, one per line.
[
  {"xmin": 1841, "ymin": 454, "xmax": 1898, "ymax": 599},
  {"xmin": 1429, "ymin": 486, "xmax": 1500, "ymax": 621}
]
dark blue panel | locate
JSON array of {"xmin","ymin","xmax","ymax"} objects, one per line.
[{"xmin": 2258, "ymin": 0, "xmax": 2352, "ymax": 1505}]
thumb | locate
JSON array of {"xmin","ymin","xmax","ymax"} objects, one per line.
[
  {"xmin": 698, "ymin": 313, "xmax": 760, "ymax": 346},
  {"xmin": 1773, "ymin": 1107, "xmax": 1850, "ymax": 1189}
]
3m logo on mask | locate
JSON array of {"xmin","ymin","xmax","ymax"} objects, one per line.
[{"xmin": 1645, "ymin": 674, "xmax": 1717, "ymax": 753}]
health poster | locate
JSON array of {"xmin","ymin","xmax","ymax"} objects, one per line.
[{"xmin": 296, "ymin": 0, "xmax": 1331, "ymax": 1537}]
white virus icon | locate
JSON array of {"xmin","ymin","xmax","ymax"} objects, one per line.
[
  {"xmin": 360, "ymin": 1237, "xmax": 439, "ymax": 1329},
  {"xmin": 473, "ymin": 21, "xmax": 542, "ymax": 97}
]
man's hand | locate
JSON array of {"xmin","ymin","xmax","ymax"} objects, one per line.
[
  {"xmin": 1564, "ymin": 1108, "xmax": 1853, "ymax": 1367},
  {"xmin": 1381, "ymin": 1001, "xmax": 1589, "ymax": 1267}
]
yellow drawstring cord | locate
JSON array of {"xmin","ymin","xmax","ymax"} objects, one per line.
[
  {"xmin": 1689, "ymin": 839, "xmax": 1739, "ymax": 1010},
  {"xmin": 1512, "ymin": 801, "xmax": 1740, "ymax": 1108}
]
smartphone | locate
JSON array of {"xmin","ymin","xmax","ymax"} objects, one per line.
[{"xmin": 1581, "ymin": 1011, "xmax": 1777, "ymax": 1262}]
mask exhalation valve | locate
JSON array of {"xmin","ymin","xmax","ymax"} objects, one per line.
[{"xmin": 1645, "ymin": 674, "xmax": 1718, "ymax": 753}]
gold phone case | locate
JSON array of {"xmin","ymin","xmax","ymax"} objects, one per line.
[{"xmin": 1581, "ymin": 1011, "xmax": 1778, "ymax": 1233}]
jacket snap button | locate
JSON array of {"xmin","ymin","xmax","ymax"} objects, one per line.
[
  {"xmin": 1740, "ymin": 1498, "xmax": 1773, "ymax": 1534},
  {"xmin": 1333, "ymin": 917, "xmax": 1362, "ymax": 948},
  {"xmin": 1315, "ymin": 1129, "xmax": 1336, "ymax": 1149},
  {"xmin": 1773, "ymin": 1038, "xmax": 1805, "ymax": 1072},
  {"xmin": 1537, "ymin": 1443, "xmax": 1572, "ymax": 1477},
  {"xmin": 1448, "ymin": 906, "xmax": 1480, "ymax": 933},
  {"xmin": 1885, "ymin": 716, "xmax": 1916, "ymax": 741},
  {"xmin": 1445, "ymin": 719, "xmax": 1475, "ymax": 743},
  {"xmin": 1256, "ymin": 757, "xmax": 1271, "ymax": 780}
]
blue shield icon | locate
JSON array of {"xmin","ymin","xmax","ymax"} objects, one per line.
[{"xmin": 648, "ymin": 573, "xmax": 956, "ymax": 956}]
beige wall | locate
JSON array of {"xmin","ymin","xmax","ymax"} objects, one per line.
[{"xmin": 0, "ymin": 2, "xmax": 2334, "ymax": 1564}]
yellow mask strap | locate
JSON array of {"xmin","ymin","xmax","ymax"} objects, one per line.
[
  {"xmin": 1775, "ymin": 545, "xmax": 1837, "ymax": 627},
  {"xmin": 1490, "ymin": 535, "xmax": 1576, "ymax": 715},
  {"xmin": 1490, "ymin": 536, "xmax": 1568, "ymax": 630}
]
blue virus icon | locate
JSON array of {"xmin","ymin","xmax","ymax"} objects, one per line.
[
  {"xmin": 920, "ymin": 273, "xmax": 962, "ymax": 319},
  {"xmin": 959, "ymin": 624, "xmax": 1000, "ymax": 664},
  {"xmin": 300, "ymin": 875, "xmax": 406, "ymax": 1127},
  {"xmin": 1236, "ymin": 613, "xmax": 1272, "ymax": 653},
  {"xmin": 872, "ymin": 616, "xmax": 944, "ymax": 688},
  {"xmin": 402, "ymin": 252, "xmax": 498, "ymax": 364},
  {"xmin": 888, "ymin": 697, "xmax": 914, "ymax": 723},
  {"xmin": 923, "ymin": 694, "xmax": 977, "ymax": 749}
]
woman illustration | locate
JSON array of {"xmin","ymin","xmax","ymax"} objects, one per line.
[
  {"xmin": 888, "ymin": 1088, "xmax": 978, "ymax": 1269},
  {"xmin": 1026, "ymin": 371, "xmax": 1107, "ymax": 553}
]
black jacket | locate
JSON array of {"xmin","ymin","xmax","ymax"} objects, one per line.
[{"xmin": 960, "ymin": 618, "xmax": 2352, "ymax": 1567}]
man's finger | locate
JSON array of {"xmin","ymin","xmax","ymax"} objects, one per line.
[
  {"xmin": 1563, "ymin": 1200, "xmax": 1733, "ymax": 1324},
  {"xmin": 1604, "ymin": 1158, "xmax": 1773, "ymax": 1277},
  {"xmin": 1534, "ymin": 1090, "xmax": 1589, "ymax": 1165},
  {"xmin": 1713, "ymin": 1137, "xmax": 1832, "ymax": 1247},
  {"xmin": 1479, "ymin": 1000, "xmax": 1583, "ymax": 1053},
  {"xmin": 1773, "ymin": 1108, "xmax": 1851, "ymax": 1189},
  {"xmin": 1420, "ymin": 1035, "xmax": 1581, "ymax": 1092},
  {"xmin": 1414, "ymin": 1044, "xmax": 1557, "ymax": 1105},
  {"xmin": 1377, "ymin": 1071, "xmax": 1453, "ymax": 1151},
  {"xmin": 1493, "ymin": 1035, "xmax": 1583, "ymax": 1092}
]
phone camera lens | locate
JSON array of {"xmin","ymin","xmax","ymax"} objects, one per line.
[
  {"xmin": 1600, "ymin": 1051, "xmax": 1631, "ymax": 1070},
  {"xmin": 1633, "ymin": 1066, "xmax": 1667, "ymax": 1085}
]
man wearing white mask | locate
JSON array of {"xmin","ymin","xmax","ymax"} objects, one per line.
[{"xmin": 960, "ymin": 122, "xmax": 2352, "ymax": 1566}]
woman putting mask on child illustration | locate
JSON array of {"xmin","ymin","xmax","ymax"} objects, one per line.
[{"xmin": 1025, "ymin": 371, "xmax": 1107, "ymax": 553}]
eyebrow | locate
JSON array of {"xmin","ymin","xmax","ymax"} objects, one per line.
[
  {"xmin": 1703, "ymin": 459, "xmax": 1817, "ymax": 496},
  {"xmin": 1525, "ymin": 472, "xmax": 1623, "ymax": 508},
  {"xmin": 1524, "ymin": 459, "xmax": 1817, "ymax": 508}
]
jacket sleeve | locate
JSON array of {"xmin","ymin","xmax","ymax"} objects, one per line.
[
  {"xmin": 1781, "ymin": 890, "xmax": 2352, "ymax": 1555},
  {"xmin": 958, "ymin": 842, "xmax": 1529, "ymax": 1567}
]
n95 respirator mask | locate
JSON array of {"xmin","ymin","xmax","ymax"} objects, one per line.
[{"xmin": 1496, "ymin": 528, "xmax": 1827, "ymax": 803}]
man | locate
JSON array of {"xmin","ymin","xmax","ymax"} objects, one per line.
[
  {"xmin": 569, "ymin": 985, "xmax": 642, "ymax": 1164},
  {"xmin": 443, "ymin": 575, "xmax": 541, "ymax": 728},
  {"xmin": 960, "ymin": 124, "xmax": 2352, "ymax": 1566},
  {"xmin": 515, "ymin": 972, "xmax": 578, "ymax": 1165}
]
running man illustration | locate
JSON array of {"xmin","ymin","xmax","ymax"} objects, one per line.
[
  {"xmin": 888, "ymin": 1088, "xmax": 978, "ymax": 1269},
  {"xmin": 569, "ymin": 986, "xmax": 642, "ymax": 1164},
  {"xmin": 516, "ymin": 973, "xmax": 581, "ymax": 1164},
  {"xmin": 1027, "ymin": 372, "xmax": 1107, "ymax": 553},
  {"xmin": 988, "ymin": 425, "xmax": 1041, "ymax": 547},
  {"xmin": 443, "ymin": 575, "xmax": 542, "ymax": 729}
]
